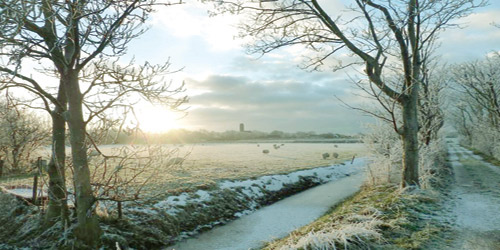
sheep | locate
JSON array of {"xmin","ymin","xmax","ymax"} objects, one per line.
[
  {"xmin": 167, "ymin": 157, "xmax": 184, "ymax": 166},
  {"xmin": 322, "ymin": 153, "xmax": 330, "ymax": 159},
  {"xmin": 263, "ymin": 149, "xmax": 270, "ymax": 154}
]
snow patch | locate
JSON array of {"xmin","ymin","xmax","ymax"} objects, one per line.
[
  {"xmin": 219, "ymin": 158, "xmax": 366, "ymax": 203},
  {"xmin": 194, "ymin": 190, "xmax": 211, "ymax": 202},
  {"xmin": 153, "ymin": 158, "xmax": 366, "ymax": 214},
  {"xmin": 153, "ymin": 192, "xmax": 191, "ymax": 214}
]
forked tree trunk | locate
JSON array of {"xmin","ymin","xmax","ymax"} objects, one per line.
[
  {"xmin": 63, "ymin": 71, "xmax": 102, "ymax": 247},
  {"xmin": 45, "ymin": 84, "xmax": 69, "ymax": 227},
  {"xmin": 401, "ymin": 84, "xmax": 420, "ymax": 188}
]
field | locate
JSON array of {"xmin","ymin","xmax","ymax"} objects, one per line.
[
  {"xmin": 0, "ymin": 142, "xmax": 367, "ymax": 192},
  {"xmin": 173, "ymin": 142, "xmax": 364, "ymax": 182}
]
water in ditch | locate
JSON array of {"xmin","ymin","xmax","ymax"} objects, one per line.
[{"xmin": 167, "ymin": 172, "xmax": 365, "ymax": 250}]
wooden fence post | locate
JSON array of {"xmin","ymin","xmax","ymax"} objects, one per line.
[
  {"xmin": 117, "ymin": 201, "xmax": 123, "ymax": 219},
  {"xmin": 32, "ymin": 174, "xmax": 38, "ymax": 205},
  {"xmin": 32, "ymin": 157, "xmax": 43, "ymax": 205},
  {"xmin": 40, "ymin": 158, "xmax": 47, "ymax": 210},
  {"xmin": 0, "ymin": 157, "xmax": 3, "ymax": 177}
]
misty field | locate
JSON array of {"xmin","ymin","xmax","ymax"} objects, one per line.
[
  {"xmin": 100, "ymin": 142, "xmax": 368, "ymax": 191},
  {"xmin": 0, "ymin": 142, "xmax": 366, "ymax": 192},
  {"xmin": 166, "ymin": 142, "xmax": 365, "ymax": 186}
]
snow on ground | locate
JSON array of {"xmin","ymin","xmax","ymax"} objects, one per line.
[
  {"xmin": 150, "ymin": 158, "xmax": 366, "ymax": 217},
  {"xmin": 220, "ymin": 158, "xmax": 365, "ymax": 193},
  {"xmin": 152, "ymin": 189, "xmax": 215, "ymax": 215}
]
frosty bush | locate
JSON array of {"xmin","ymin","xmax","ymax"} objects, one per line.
[
  {"xmin": 470, "ymin": 124, "xmax": 500, "ymax": 158},
  {"xmin": 363, "ymin": 123, "xmax": 402, "ymax": 186},
  {"xmin": 418, "ymin": 138, "xmax": 447, "ymax": 189},
  {"xmin": 363, "ymin": 123, "xmax": 447, "ymax": 188}
]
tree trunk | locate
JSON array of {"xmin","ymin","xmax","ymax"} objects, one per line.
[
  {"xmin": 45, "ymin": 83, "xmax": 69, "ymax": 227},
  {"xmin": 401, "ymin": 0, "xmax": 421, "ymax": 188},
  {"xmin": 63, "ymin": 71, "xmax": 102, "ymax": 247},
  {"xmin": 401, "ymin": 86, "xmax": 420, "ymax": 188}
]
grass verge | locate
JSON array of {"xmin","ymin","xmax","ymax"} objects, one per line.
[
  {"xmin": 468, "ymin": 148, "xmax": 500, "ymax": 167},
  {"xmin": 263, "ymin": 184, "xmax": 446, "ymax": 249}
]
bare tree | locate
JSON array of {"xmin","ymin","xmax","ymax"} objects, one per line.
[
  {"xmin": 0, "ymin": 0, "xmax": 183, "ymax": 247},
  {"xmin": 78, "ymin": 60, "xmax": 187, "ymax": 219},
  {"xmin": 419, "ymin": 64, "xmax": 447, "ymax": 146},
  {"xmin": 0, "ymin": 95, "xmax": 50, "ymax": 173},
  {"xmin": 213, "ymin": 0, "xmax": 485, "ymax": 187},
  {"xmin": 452, "ymin": 53, "xmax": 500, "ymax": 157},
  {"xmin": 453, "ymin": 53, "xmax": 500, "ymax": 128},
  {"xmin": 85, "ymin": 135, "xmax": 184, "ymax": 220}
]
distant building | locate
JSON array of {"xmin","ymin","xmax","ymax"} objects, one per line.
[{"xmin": 239, "ymin": 123, "xmax": 245, "ymax": 132}]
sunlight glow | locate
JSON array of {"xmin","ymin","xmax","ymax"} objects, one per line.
[{"xmin": 135, "ymin": 105, "xmax": 184, "ymax": 133}]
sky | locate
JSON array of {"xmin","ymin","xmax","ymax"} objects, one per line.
[{"xmin": 121, "ymin": 0, "xmax": 500, "ymax": 133}]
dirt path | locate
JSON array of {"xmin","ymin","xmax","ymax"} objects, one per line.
[{"xmin": 443, "ymin": 142, "xmax": 500, "ymax": 249}]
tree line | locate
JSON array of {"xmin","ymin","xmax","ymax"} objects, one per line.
[{"xmin": 100, "ymin": 129, "xmax": 359, "ymax": 144}]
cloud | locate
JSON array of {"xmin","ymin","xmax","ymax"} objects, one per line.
[
  {"xmin": 438, "ymin": 9, "xmax": 500, "ymax": 62},
  {"xmin": 181, "ymin": 73, "xmax": 373, "ymax": 133},
  {"xmin": 150, "ymin": 2, "xmax": 245, "ymax": 52}
]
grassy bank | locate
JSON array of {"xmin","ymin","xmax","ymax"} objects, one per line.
[
  {"xmin": 466, "ymin": 147, "xmax": 500, "ymax": 167},
  {"xmin": 263, "ymin": 184, "xmax": 446, "ymax": 249}
]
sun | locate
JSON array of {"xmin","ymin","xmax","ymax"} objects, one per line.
[{"xmin": 135, "ymin": 104, "xmax": 183, "ymax": 133}]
